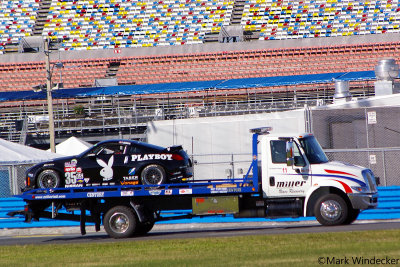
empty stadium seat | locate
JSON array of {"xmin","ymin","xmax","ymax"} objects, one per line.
[
  {"xmin": 42, "ymin": 0, "xmax": 234, "ymax": 50},
  {"xmin": 241, "ymin": 0, "xmax": 400, "ymax": 41},
  {"xmin": 0, "ymin": 0, "xmax": 39, "ymax": 49}
]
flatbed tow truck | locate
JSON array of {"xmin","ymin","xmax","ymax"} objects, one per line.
[{"xmin": 9, "ymin": 127, "xmax": 378, "ymax": 238}]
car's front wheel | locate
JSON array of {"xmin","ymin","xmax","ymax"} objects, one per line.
[
  {"xmin": 140, "ymin": 164, "xmax": 166, "ymax": 185},
  {"xmin": 37, "ymin": 169, "xmax": 61, "ymax": 189}
]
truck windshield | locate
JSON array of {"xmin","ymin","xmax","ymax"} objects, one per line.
[{"xmin": 298, "ymin": 136, "xmax": 329, "ymax": 164}]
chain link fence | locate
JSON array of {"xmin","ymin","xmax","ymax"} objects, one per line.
[
  {"xmin": 312, "ymin": 106, "xmax": 400, "ymax": 186},
  {"xmin": 0, "ymin": 164, "xmax": 33, "ymax": 197},
  {"xmin": 325, "ymin": 148, "xmax": 400, "ymax": 186}
]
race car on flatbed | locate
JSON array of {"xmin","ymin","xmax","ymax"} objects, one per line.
[{"xmin": 25, "ymin": 139, "xmax": 193, "ymax": 189}]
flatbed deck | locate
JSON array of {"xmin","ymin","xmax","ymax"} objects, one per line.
[{"xmin": 18, "ymin": 179, "xmax": 258, "ymax": 201}]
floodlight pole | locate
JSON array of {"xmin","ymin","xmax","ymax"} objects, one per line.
[{"xmin": 44, "ymin": 38, "xmax": 56, "ymax": 153}]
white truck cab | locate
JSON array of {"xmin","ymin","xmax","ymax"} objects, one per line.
[{"xmin": 255, "ymin": 127, "xmax": 378, "ymax": 225}]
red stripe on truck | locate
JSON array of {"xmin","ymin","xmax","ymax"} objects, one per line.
[{"xmin": 324, "ymin": 169, "xmax": 357, "ymax": 177}]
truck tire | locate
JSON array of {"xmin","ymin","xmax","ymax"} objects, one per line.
[
  {"xmin": 104, "ymin": 206, "xmax": 138, "ymax": 238},
  {"xmin": 37, "ymin": 169, "xmax": 61, "ymax": 189},
  {"xmin": 314, "ymin": 194, "xmax": 348, "ymax": 226},
  {"xmin": 344, "ymin": 208, "xmax": 360, "ymax": 225},
  {"xmin": 135, "ymin": 221, "xmax": 155, "ymax": 236},
  {"xmin": 140, "ymin": 164, "xmax": 166, "ymax": 185}
]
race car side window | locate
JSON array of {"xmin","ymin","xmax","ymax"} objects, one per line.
[
  {"xmin": 86, "ymin": 143, "xmax": 127, "ymax": 156},
  {"xmin": 129, "ymin": 145, "xmax": 146, "ymax": 154}
]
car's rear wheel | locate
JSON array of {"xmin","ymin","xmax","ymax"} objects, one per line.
[
  {"xmin": 140, "ymin": 164, "xmax": 166, "ymax": 185},
  {"xmin": 37, "ymin": 169, "xmax": 61, "ymax": 189}
]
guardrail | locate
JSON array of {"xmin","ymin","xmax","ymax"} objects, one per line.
[{"xmin": 0, "ymin": 186, "xmax": 398, "ymax": 229}]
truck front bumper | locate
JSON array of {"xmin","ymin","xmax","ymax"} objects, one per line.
[{"xmin": 348, "ymin": 192, "xmax": 378, "ymax": 210}]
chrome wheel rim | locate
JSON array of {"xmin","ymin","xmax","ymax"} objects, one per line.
[
  {"xmin": 320, "ymin": 200, "xmax": 342, "ymax": 221},
  {"xmin": 109, "ymin": 212, "xmax": 129, "ymax": 233}
]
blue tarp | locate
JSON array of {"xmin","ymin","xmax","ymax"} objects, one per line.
[{"xmin": 0, "ymin": 71, "xmax": 378, "ymax": 101}]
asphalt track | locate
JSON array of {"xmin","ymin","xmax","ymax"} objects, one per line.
[{"xmin": 1, "ymin": 220, "xmax": 400, "ymax": 246}]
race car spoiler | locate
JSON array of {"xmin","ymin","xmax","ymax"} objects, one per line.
[{"xmin": 165, "ymin": 145, "xmax": 183, "ymax": 152}]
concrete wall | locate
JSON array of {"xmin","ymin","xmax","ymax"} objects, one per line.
[{"xmin": 2, "ymin": 32, "xmax": 399, "ymax": 64}]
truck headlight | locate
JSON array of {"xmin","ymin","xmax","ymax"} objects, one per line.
[{"xmin": 362, "ymin": 169, "xmax": 378, "ymax": 193}]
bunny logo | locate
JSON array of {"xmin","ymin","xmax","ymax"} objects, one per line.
[{"xmin": 97, "ymin": 156, "xmax": 114, "ymax": 181}]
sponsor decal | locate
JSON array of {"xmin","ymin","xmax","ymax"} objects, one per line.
[
  {"xmin": 211, "ymin": 188, "xmax": 228, "ymax": 194},
  {"xmin": 97, "ymin": 156, "xmax": 114, "ymax": 181},
  {"xmin": 65, "ymin": 159, "xmax": 78, "ymax": 167},
  {"xmin": 165, "ymin": 189, "xmax": 173, "ymax": 195},
  {"xmin": 179, "ymin": 188, "xmax": 192, "ymax": 195},
  {"xmin": 131, "ymin": 154, "xmax": 173, "ymax": 162},
  {"xmin": 121, "ymin": 181, "xmax": 139, "ymax": 185},
  {"xmin": 149, "ymin": 190, "xmax": 162, "ymax": 196},
  {"xmin": 128, "ymin": 168, "xmax": 136, "ymax": 175},
  {"xmin": 34, "ymin": 194, "xmax": 66, "ymax": 199},
  {"xmin": 123, "ymin": 176, "xmax": 138, "ymax": 181},
  {"xmin": 87, "ymin": 192, "xmax": 105, "ymax": 198},
  {"xmin": 65, "ymin": 184, "xmax": 83, "ymax": 188},
  {"xmin": 43, "ymin": 163, "xmax": 55, "ymax": 167},
  {"xmin": 84, "ymin": 178, "xmax": 90, "ymax": 183},
  {"xmin": 64, "ymin": 167, "xmax": 76, "ymax": 172},
  {"xmin": 276, "ymin": 181, "xmax": 306, "ymax": 188},
  {"xmin": 121, "ymin": 191, "xmax": 134, "ymax": 196},
  {"xmin": 228, "ymin": 188, "xmax": 241, "ymax": 193}
]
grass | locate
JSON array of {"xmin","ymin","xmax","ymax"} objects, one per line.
[{"xmin": 1, "ymin": 229, "xmax": 400, "ymax": 267}]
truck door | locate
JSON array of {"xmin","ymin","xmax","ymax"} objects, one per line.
[{"xmin": 263, "ymin": 139, "xmax": 312, "ymax": 198}]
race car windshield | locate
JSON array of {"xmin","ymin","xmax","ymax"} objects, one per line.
[{"xmin": 298, "ymin": 136, "xmax": 329, "ymax": 164}]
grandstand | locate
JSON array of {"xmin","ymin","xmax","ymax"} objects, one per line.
[{"xmin": 0, "ymin": 0, "xmax": 400, "ymax": 147}]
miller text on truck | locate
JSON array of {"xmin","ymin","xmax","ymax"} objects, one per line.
[{"xmin": 8, "ymin": 127, "xmax": 378, "ymax": 238}]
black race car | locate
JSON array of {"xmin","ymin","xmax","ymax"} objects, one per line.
[{"xmin": 25, "ymin": 140, "xmax": 193, "ymax": 189}]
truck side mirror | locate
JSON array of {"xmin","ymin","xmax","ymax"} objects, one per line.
[{"xmin": 286, "ymin": 141, "xmax": 294, "ymax": 167}]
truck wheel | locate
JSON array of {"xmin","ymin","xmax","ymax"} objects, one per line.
[
  {"xmin": 344, "ymin": 208, "xmax": 360, "ymax": 225},
  {"xmin": 135, "ymin": 221, "xmax": 155, "ymax": 236},
  {"xmin": 314, "ymin": 194, "xmax": 348, "ymax": 226},
  {"xmin": 37, "ymin": 169, "xmax": 61, "ymax": 189},
  {"xmin": 140, "ymin": 165, "xmax": 166, "ymax": 185},
  {"xmin": 104, "ymin": 206, "xmax": 137, "ymax": 238}
]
